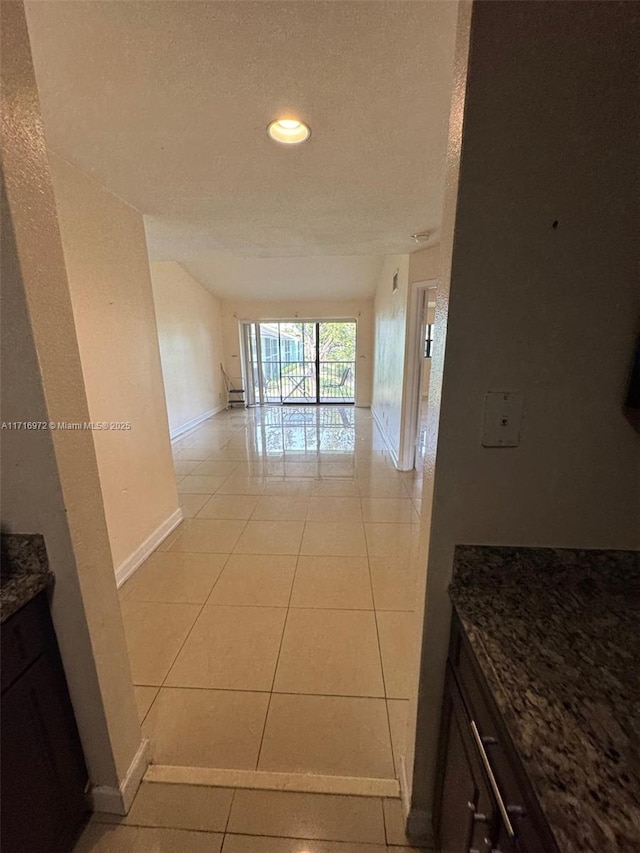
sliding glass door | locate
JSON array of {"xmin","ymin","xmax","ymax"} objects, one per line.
[
  {"xmin": 318, "ymin": 321, "xmax": 356, "ymax": 403},
  {"xmin": 241, "ymin": 321, "xmax": 356, "ymax": 405}
]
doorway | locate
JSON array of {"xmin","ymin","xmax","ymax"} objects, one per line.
[
  {"xmin": 397, "ymin": 282, "xmax": 438, "ymax": 471},
  {"xmin": 241, "ymin": 320, "xmax": 356, "ymax": 405}
]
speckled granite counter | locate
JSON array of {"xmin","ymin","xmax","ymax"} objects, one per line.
[
  {"xmin": 449, "ymin": 545, "xmax": 640, "ymax": 853},
  {"xmin": 1, "ymin": 533, "xmax": 54, "ymax": 623}
]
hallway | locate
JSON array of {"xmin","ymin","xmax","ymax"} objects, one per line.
[{"xmin": 118, "ymin": 405, "xmax": 423, "ymax": 782}]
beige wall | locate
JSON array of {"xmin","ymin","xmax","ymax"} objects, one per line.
[
  {"xmin": 1, "ymin": 0, "xmax": 141, "ymax": 805},
  {"xmin": 151, "ymin": 261, "xmax": 226, "ymax": 437},
  {"xmin": 372, "ymin": 248, "xmax": 440, "ymax": 465},
  {"xmin": 49, "ymin": 156, "xmax": 179, "ymax": 578},
  {"xmin": 221, "ymin": 298, "xmax": 374, "ymax": 407},
  {"xmin": 408, "ymin": 247, "xmax": 440, "ymax": 285},
  {"xmin": 409, "ymin": 0, "xmax": 640, "ymax": 831},
  {"xmin": 371, "ymin": 255, "xmax": 410, "ymax": 461}
]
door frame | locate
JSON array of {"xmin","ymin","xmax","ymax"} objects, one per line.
[
  {"xmin": 397, "ymin": 278, "xmax": 438, "ymax": 470},
  {"xmin": 238, "ymin": 318, "xmax": 357, "ymax": 406}
]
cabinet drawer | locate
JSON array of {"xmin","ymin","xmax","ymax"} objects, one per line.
[{"xmin": 1, "ymin": 593, "xmax": 50, "ymax": 692}]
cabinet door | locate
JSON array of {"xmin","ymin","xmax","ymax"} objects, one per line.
[
  {"xmin": 1, "ymin": 651, "xmax": 88, "ymax": 853},
  {"xmin": 436, "ymin": 669, "xmax": 496, "ymax": 853},
  {"xmin": 492, "ymin": 824, "xmax": 517, "ymax": 853}
]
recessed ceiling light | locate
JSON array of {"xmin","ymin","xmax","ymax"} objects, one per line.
[
  {"xmin": 267, "ymin": 118, "xmax": 311, "ymax": 145},
  {"xmin": 411, "ymin": 231, "xmax": 431, "ymax": 243}
]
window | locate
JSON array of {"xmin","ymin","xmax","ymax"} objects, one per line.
[{"xmin": 424, "ymin": 324, "xmax": 434, "ymax": 358}]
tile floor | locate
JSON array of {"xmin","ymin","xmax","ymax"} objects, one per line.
[
  {"xmin": 75, "ymin": 781, "xmax": 433, "ymax": 851},
  {"xmin": 118, "ymin": 406, "xmax": 425, "ymax": 781}
]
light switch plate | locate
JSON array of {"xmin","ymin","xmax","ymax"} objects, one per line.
[{"xmin": 481, "ymin": 391, "xmax": 524, "ymax": 447}]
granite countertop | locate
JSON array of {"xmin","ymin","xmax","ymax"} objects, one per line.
[
  {"xmin": 1, "ymin": 533, "xmax": 54, "ymax": 623},
  {"xmin": 449, "ymin": 545, "xmax": 640, "ymax": 853}
]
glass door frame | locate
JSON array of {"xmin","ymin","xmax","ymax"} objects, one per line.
[{"xmin": 240, "ymin": 319, "xmax": 357, "ymax": 406}]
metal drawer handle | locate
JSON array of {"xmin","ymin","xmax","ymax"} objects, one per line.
[{"xmin": 470, "ymin": 720, "xmax": 516, "ymax": 839}]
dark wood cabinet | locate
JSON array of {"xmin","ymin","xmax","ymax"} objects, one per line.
[
  {"xmin": 1, "ymin": 593, "xmax": 89, "ymax": 853},
  {"xmin": 438, "ymin": 669, "xmax": 497, "ymax": 853},
  {"xmin": 433, "ymin": 613, "xmax": 559, "ymax": 853}
]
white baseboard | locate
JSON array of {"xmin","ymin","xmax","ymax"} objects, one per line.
[
  {"xmin": 170, "ymin": 404, "xmax": 226, "ymax": 442},
  {"xmin": 115, "ymin": 508, "xmax": 183, "ymax": 588},
  {"xmin": 399, "ymin": 754, "xmax": 411, "ymax": 821},
  {"xmin": 91, "ymin": 738, "xmax": 152, "ymax": 815},
  {"xmin": 371, "ymin": 405, "xmax": 400, "ymax": 469}
]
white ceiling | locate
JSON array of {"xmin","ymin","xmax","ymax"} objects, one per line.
[{"xmin": 26, "ymin": 1, "xmax": 458, "ymax": 300}]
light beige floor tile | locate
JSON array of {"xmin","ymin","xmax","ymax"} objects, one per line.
[
  {"xmin": 274, "ymin": 609, "xmax": 384, "ymax": 696},
  {"xmin": 133, "ymin": 686, "xmax": 159, "ymax": 723},
  {"xmin": 208, "ymin": 555, "xmax": 296, "ymax": 607},
  {"xmin": 311, "ymin": 480, "xmax": 360, "ymax": 497},
  {"xmin": 387, "ymin": 699, "xmax": 409, "ymax": 777},
  {"xmin": 290, "ymin": 556, "xmax": 373, "ymax": 609},
  {"xmin": 403, "ymin": 481, "xmax": 423, "ymax": 500},
  {"xmin": 387, "ymin": 847, "xmax": 434, "ymax": 852},
  {"xmin": 252, "ymin": 496, "xmax": 310, "ymax": 521},
  {"xmin": 233, "ymin": 459, "xmax": 285, "ymax": 477},
  {"xmin": 281, "ymin": 452, "xmax": 319, "ymax": 463},
  {"xmin": 317, "ymin": 462, "xmax": 357, "ymax": 479},
  {"xmin": 197, "ymin": 494, "xmax": 260, "ymax": 520},
  {"xmin": 234, "ymin": 520, "xmax": 304, "ymax": 555},
  {"xmin": 361, "ymin": 499, "xmax": 420, "ymax": 524},
  {"xmin": 364, "ymin": 524, "xmax": 418, "ymax": 559},
  {"xmin": 222, "ymin": 837, "xmax": 386, "ymax": 853},
  {"xmin": 173, "ymin": 447, "xmax": 209, "ymax": 462},
  {"xmin": 142, "ymin": 688, "xmax": 269, "ymax": 768},
  {"xmin": 356, "ymin": 480, "xmax": 410, "ymax": 498},
  {"xmin": 167, "ymin": 604, "xmax": 286, "ymax": 690},
  {"xmin": 412, "ymin": 498, "xmax": 422, "ymax": 517},
  {"xmin": 227, "ymin": 789, "xmax": 386, "ymax": 844},
  {"xmin": 383, "ymin": 798, "xmax": 411, "ymax": 847},
  {"xmin": 258, "ymin": 694, "xmax": 395, "ymax": 778},
  {"xmin": 157, "ymin": 520, "xmax": 191, "ymax": 551},
  {"xmin": 173, "ymin": 460, "xmax": 200, "ymax": 477},
  {"xmin": 377, "ymin": 612, "xmax": 417, "ymax": 699},
  {"xmin": 284, "ymin": 462, "xmax": 320, "ymax": 478},
  {"xmin": 179, "ymin": 493, "xmax": 212, "ymax": 519},
  {"xmin": 123, "ymin": 552, "xmax": 227, "ymax": 604},
  {"xmin": 300, "ymin": 522, "xmax": 367, "ymax": 557},
  {"xmin": 307, "ymin": 497, "xmax": 362, "ymax": 523},
  {"xmin": 263, "ymin": 478, "xmax": 316, "ymax": 496},
  {"xmin": 74, "ymin": 824, "xmax": 223, "ymax": 852},
  {"xmin": 191, "ymin": 459, "xmax": 240, "ymax": 477},
  {"xmin": 120, "ymin": 600, "xmax": 201, "ymax": 686},
  {"xmin": 369, "ymin": 557, "xmax": 418, "ymax": 612},
  {"xmin": 96, "ymin": 781, "xmax": 233, "ymax": 831},
  {"xmin": 201, "ymin": 449, "xmax": 246, "ymax": 462},
  {"xmin": 356, "ymin": 462, "xmax": 400, "ymax": 480},
  {"xmin": 217, "ymin": 476, "xmax": 268, "ymax": 495},
  {"xmin": 169, "ymin": 519, "xmax": 246, "ymax": 553},
  {"xmin": 177, "ymin": 475, "xmax": 228, "ymax": 494}
]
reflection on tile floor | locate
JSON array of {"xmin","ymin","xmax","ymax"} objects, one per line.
[
  {"xmin": 75, "ymin": 782, "xmax": 433, "ymax": 851},
  {"xmin": 119, "ymin": 406, "xmax": 425, "ymax": 782}
]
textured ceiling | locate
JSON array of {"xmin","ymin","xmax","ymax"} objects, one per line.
[
  {"xmin": 176, "ymin": 253, "xmax": 385, "ymax": 302},
  {"xmin": 26, "ymin": 0, "xmax": 457, "ymax": 299}
]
